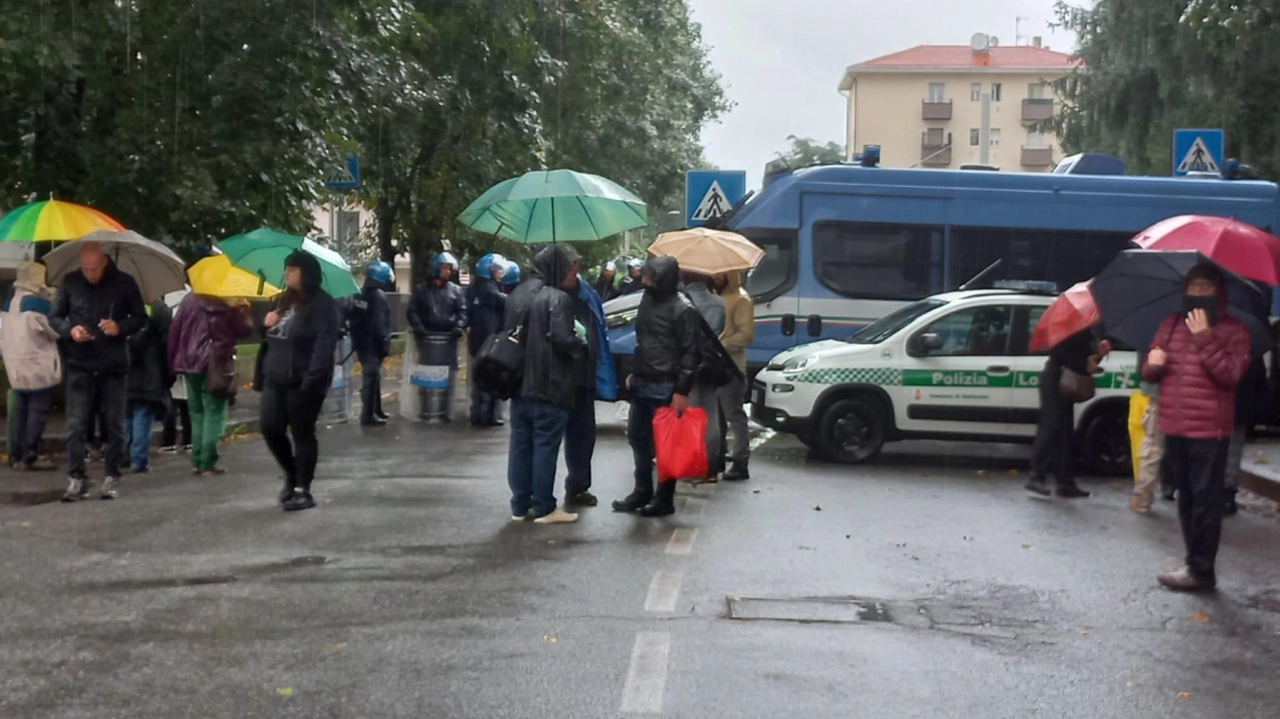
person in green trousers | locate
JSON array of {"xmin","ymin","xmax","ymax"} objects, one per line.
[{"xmin": 166, "ymin": 294, "xmax": 253, "ymax": 474}]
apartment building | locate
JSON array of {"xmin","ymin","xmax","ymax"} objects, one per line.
[{"xmin": 838, "ymin": 38, "xmax": 1079, "ymax": 171}]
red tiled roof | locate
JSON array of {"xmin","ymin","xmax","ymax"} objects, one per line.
[{"xmin": 853, "ymin": 45, "xmax": 1080, "ymax": 70}]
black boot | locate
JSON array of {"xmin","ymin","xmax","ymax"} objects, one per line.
[
  {"xmin": 724, "ymin": 460, "xmax": 750, "ymax": 482},
  {"xmin": 1225, "ymin": 492, "xmax": 1239, "ymax": 516},
  {"xmin": 1056, "ymin": 484, "xmax": 1091, "ymax": 499},
  {"xmin": 612, "ymin": 491, "xmax": 653, "ymax": 513},
  {"xmin": 283, "ymin": 490, "xmax": 316, "ymax": 512},
  {"xmin": 639, "ymin": 498, "xmax": 676, "ymax": 517},
  {"xmin": 1024, "ymin": 476, "xmax": 1051, "ymax": 496}
]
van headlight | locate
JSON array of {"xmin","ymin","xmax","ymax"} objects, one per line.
[
  {"xmin": 607, "ymin": 309, "xmax": 638, "ymax": 328},
  {"xmin": 782, "ymin": 355, "xmax": 819, "ymax": 374}
]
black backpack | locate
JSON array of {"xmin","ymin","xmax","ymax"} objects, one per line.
[{"xmin": 471, "ymin": 301, "xmax": 531, "ymax": 400}]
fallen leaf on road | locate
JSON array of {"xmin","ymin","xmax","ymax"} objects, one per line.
[
  {"xmin": 1127, "ymin": 682, "xmax": 1140, "ymax": 688},
  {"xmin": 321, "ymin": 643, "xmax": 345, "ymax": 651},
  {"xmin": 1177, "ymin": 692, "xmax": 1191, "ymax": 700},
  {"xmin": 20, "ymin": 521, "xmax": 32, "ymax": 528},
  {"xmin": 1189, "ymin": 613, "xmax": 1210, "ymax": 622},
  {"xmin": 1021, "ymin": 544, "xmax": 1032, "ymax": 549},
  {"xmin": 276, "ymin": 688, "xmax": 294, "ymax": 697},
  {"xmin": 542, "ymin": 635, "xmax": 557, "ymax": 643},
  {"xmin": 814, "ymin": 505, "xmax": 822, "ymax": 511},
  {"xmin": 976, "ymin": 470, "xmax": 986, "ymax": 476}
]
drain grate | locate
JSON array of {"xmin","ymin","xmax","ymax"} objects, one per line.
[{"xmin": 727, "ymin": 597, "xmax": 893, "ymax": 624}]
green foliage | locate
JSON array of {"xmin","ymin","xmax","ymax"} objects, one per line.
[
  {"xmin": 1049, "ymin": 0, "xmax": 1280, "ymax": 178},
  {"xmin": 775, "ymin": 135, "xmax": 846, "ymax": 168}
]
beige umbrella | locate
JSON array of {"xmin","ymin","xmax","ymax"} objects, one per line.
[
  {"xmin": 43, "ymin": 229, "xmax": 187, "ymax": 301},
  {"xmin": 646, "ymin": 227, "xmax": 764, "ymax": 275}
]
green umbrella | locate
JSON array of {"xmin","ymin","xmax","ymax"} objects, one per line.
[
  {"xmin": 217, "ymin": 228, "xmax": 361, "ymax": 297},
  {"xmin": 458, "ymin": 169, "xmax": 648, "ymax": 243}
]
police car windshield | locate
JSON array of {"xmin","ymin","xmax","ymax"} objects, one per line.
[{"xmin": 845, "ymin": 300, "xmax": 946, "ymax": 344}]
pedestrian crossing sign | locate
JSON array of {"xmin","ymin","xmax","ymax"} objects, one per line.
[
  {"xmin": 685, "ymin": 170, "xmax": 747, "ymax": 228},
  {"xmin": 1172, "ymin": 129, "xmax": 1224, "ymax": 176}
]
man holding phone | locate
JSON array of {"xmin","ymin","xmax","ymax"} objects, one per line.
[
  {"xmin": 50, "ymin": 242, "xmax": 147, "ymax": 501},
  {"xmin": 1141, "ymin": 264, "xmax": 1250, "ymax": 592}
]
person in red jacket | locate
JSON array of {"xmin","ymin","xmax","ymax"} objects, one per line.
[{"xmin": 1142, "ymin": 263, "xmax": 1250, "ymax": 592}]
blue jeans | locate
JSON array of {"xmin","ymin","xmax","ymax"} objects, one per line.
[
  {"xmin": 126, "ymin": 402, "xmax": 155, "ymax": 470},
  {"xmin": 507, "ymin": 397, "xmax": 570, "ymax": 517}
]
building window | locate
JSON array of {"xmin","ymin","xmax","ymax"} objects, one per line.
[
  {"xmin": 1028, "ymin": 82, "xmax": 1047, "ymax": 99},
  {"xmin": 927, "ymin": 82, "xmax": 946, "ymax": 103},
  {"xmin": 947, "ymin": 227, "xmax": 1134, "ymax": 292},
  {"xmin": 1026, "ymin": 130, "xmax": 1047, "ymax": 149},
  {"xmin": 989, "ymin": 129, "xmax": 1002, "ymax": 147},
  {"xmin": 925, "ymin": 128, "xmax": 946, "ymax": 146},
  {"xmin": 813, "ymin": 221, "xmax": 943, "ymax": 300},
  {"xmin": 969, "ymin": 129, "xmax": 980, "ymax": 146},
  {"xmin": 991, "ymin": 83, "xmax": 1002, "ymax": 102},
  {"xmin": 970, "ymin": 83, "xmax": 982, "ymax": 101}
]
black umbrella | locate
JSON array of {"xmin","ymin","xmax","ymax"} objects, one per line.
[{"xmin": 1092, "ymin": 250, "xmax": 1271, "ymax": 357}]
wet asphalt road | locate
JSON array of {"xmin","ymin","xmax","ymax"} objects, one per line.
[{"xmin": 2, "ymin": 407, "xmax": 1279, "ymax": 719}]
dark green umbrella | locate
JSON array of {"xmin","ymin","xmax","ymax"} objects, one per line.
[
  {"xmin": 458, "ymin": 169, "xmax": 648, "ymax": 243},
  {"xmin": 218, "ymin": 228, "xmax": 360, "ymax": 297}
]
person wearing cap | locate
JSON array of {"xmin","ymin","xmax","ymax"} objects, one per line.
[
  {"xmin": 259, "ymin": 251, "xmax": 341, "ymax": 512},
  {"xmin": 1, "ymin": 261, "xmax": 61, "ymax": 472},
  {"xmin": 593, "ymin": 261, "xmax": 620, "ymax": 303},
  {"xmin": 466, "ymin": 253, "xmax": 508, "ymax": 427},
  {"xmin": 1141, "ymin": 263, "xmax": 1251, "ymax": 592},
  {"xmin": 406, "ymin": 251, "xmax": 467, "ymax": 421},
  {"xmin": 350, "ymin": 260, "xmax": 395, "ymax": 426},
  {"xmin": 618, "ymin": 258, "xmax": 645, "ymax": 296}
]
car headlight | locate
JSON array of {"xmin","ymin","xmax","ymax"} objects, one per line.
[
  {"xmin": 607, "ymin": 309, "xmax": 638, "ymax": 328},
  {"xmin": 781, "ymin": 355, "xmax": 819, "ymax": 374}
]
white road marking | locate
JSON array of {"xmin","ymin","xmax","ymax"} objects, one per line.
[
  {"xmin": 620, "ymin": 631, "xmax": 671, "ymax": 714},
  {"xmin": 665, "ymin": 528, "xmax": 697, "ymax": 556},
  {"xmin": 748, "ymin": 428, "xmax": 776, "ymax": 452},
  {"xmin": 644, "ymin": 567, "xmax": 685, "ymax": 613}
]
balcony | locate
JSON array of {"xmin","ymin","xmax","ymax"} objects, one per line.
[
  {"xmin": 1021, "ymin": 98, "xmax": 1054, "ymax": 123},
  {"xmin": 922, "ymin": 100, "xmax": 953, "ymax": 121},
  {"xmin": 921, "ymin": 143, "xmax": 952, "ymax": 166},
  {"xmin": 1021, "ymin": 146, "xmax": 1054, "ymax": 167}
]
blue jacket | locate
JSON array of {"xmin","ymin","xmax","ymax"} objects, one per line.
[{"xmin": 577, "ymin": 279, "xmax": 617, "ymax": 401}]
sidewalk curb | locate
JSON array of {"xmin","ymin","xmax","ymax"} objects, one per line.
[{"xmin": 1241, "ymin": 468, "xmax": 1280, "ymax": 503}]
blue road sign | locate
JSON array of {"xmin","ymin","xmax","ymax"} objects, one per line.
[
  {"xmin": 1172, "ymin": 129, "xmax": 1224, "ymax": 176},
  {"xmin": 685, "ymin": 170, "xmax": 747, "ymax": 227},
  {"xmin": 325, "ymin": 155, "xmax": 361, "ymax": 190}
]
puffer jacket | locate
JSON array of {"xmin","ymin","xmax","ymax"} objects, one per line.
[
  {"xmin": 0, "ymin": 263, "xmax": 61, "ymax": 391},
  {"xmin": 503, "ymin": 245, "xmax": 585, "ymax": 409},
  {"xmin": 632, "ymin": 256, "xmax": 703, "ymax": 396},
  {"xmin": 407, "ymin": 279, "xmax": 467, "ymax": 337},
  {"xmin": 1142, "ymin": 284, "xmax": 1251, "ymax": 439},
  {"xmin": 168, "ymin": 294, "xmax": 254, "ymax": 375},
  {"xmin": 719, "ymin": 271, "xmax": 755, "ymax": 374}
]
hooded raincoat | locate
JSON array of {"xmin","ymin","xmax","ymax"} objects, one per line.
[{"xmin": 1, "ymin": 262, "xmax": 61, "ymax": 391}]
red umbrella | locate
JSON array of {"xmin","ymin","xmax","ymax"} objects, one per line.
[
  {"xmin": 1132, "ymin": 215, "xmax": 1280, "ymax": 285},
  {"xmin": 1031, "ymin": 281, "xmax": 1100, "ymax": 352}
]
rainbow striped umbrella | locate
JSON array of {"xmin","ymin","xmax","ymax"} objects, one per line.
[{"xmin": 0, "ymin": 199, "xmax": 125, "ymax": 242}]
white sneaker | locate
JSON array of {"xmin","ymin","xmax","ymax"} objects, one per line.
[
  {"xmin": 100, "ymin": 476, "xmax": 120, "ymax": 500},
  {"xmin": 510, "ymin": 510, "xmax": 535, "ymax": 522},
  {"xmin": 533, "ymin": 507, "xmax": 579, "ymax": 524}
]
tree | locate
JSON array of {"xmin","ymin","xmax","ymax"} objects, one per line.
[
  {"xmin": 775, "ymin": 135, "xmax": 846, "ymax": 168},
  {"xmin": 1048, "ymin": 0, "xmax": 1280, "ymax": 178}
]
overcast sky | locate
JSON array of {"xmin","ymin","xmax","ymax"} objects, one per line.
[{"xmin": 686, "ymin": 0, "xmax": 1079, "ymax": 190}]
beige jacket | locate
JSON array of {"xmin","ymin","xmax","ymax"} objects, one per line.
[
  {"xmin": 1, "ymin": 263, "xmax": 61, "ymax": 391},
  {"xmin": 718, "ymin": 272, "xmax": 755, "ymax": 373}
]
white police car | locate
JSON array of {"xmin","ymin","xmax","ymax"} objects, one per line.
[{"xmin": 751, "ymin": 288, "xmax": 1138, "ymax": 475}]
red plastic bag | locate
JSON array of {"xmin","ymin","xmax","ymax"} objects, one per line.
[{"xmin": 654, "ymin": 406, "xmax": 708, "ymax": 483}]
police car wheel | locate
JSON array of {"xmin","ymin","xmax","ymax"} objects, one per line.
[
  {"xmin": 1081, "ymin": 408, "xmax": 1130, "ymax": 477},
  {"xmin": 817, "ymin": 397, "xmax": 886, "ymax": 464}
]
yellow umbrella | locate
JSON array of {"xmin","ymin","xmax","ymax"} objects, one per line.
[
  {"xmin": 646, "ymin": 227, "xmax": 764, "ymax": 275},
  {"xmin": 188, "ymin": 254, "xmax": 281, "ymax": 298}
]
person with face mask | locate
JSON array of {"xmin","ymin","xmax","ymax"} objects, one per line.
[
  {"xmin": 466, "ymin": 253, "xmax": 508, "ymax": 427},
  {"xmin": 593, "ymin": 261, "xmax": 620, "ymax": 303},
  {"xmin": 618, "ymin": 258, "xmax": 645, "ymax": 296},
  {"xmin": 49, "ymin": 242, "xmax": 148, "ymax": 501},
  {"xmin": 259, "ymin": 251, "xmax": 341, "ymax": 512},
  {"xmin": 406, "ymin": 252, "xmax": 467, "ymax": 420},
  {"xmin": 1141, "ymin": 263, "xmax": 1251, "ymax": 592}
]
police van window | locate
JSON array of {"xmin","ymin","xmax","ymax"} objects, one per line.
[
  {"xmin": 920, "ymin": 305, "xmax": 1013, "ymax": 356},
  {"xmin": 948, "ymin": 227, "xmax": 1132, "ymax": 289},
  {"xmin": 739, "ymin": 228, "xmax": 797, "ymax": 302},
  {"xmin": 813, "ymin": 221, "xmax": 942, "ymax": 300}
]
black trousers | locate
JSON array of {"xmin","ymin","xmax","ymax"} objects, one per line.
[
  {"xmin": 260, "ymin": 384, "xmax": 327, "ymax": 492},
  {"xmin": 11, "ymin": 389, "xmax": 53, "ymax": 465},
  {"xmin": 628, "ymin": 395, "xmax": 676, "ymax": 505},
  {"xmin": 66, "ymin": 370, "xmax": 128, "ymax": 478},
  {"xmin": 1031, "ymin": 367, "xmax": 1077, "ymax": 488},
  {"xmin": 564, "ymin": 389, "xmax": 597, "ymax": 496},
  {"xmin": 1162, "ymin": 435, "xmax": 1230, "ymax": 579},
  {"xmin": 358, "ymin": 352, "xmax": 384, "ymax": 421},
  {"xmin": 469, "ymin": 359, "xmax": 498, "ymax": 425},
  {"xmin": 162, "ymin": 398, "xmax": 191, "ymax": 447}
]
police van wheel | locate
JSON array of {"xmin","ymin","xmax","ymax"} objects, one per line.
[
  {"xmin": 817, "ymin": 397, "xmax": 886, "ymax": 464},
  {"xmin": 1081, "ymin": 408, "xmax": 1130, "ymax": 477}
]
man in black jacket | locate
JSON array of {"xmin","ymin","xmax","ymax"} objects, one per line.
[
  {"xmin": 617, "ymin": 258, "xmax": 645, "ymax": 296},
  {"xmin": 50, "ymin": 242, "xmax": 147, "ymax": 501},
  {"xmin": 504, "ymin": 245, "xmax": 586, "ymax": 524},
  {"xmin": 406, "ymin": 252, "xmax": 467, "ymax": 420},
  {"xmin": 613, "ymin": 255, "xmax": 703, "ymax": 517},
  {"xmin": 593, "ymin": 261, "xmax": 620, "ymax": 303},
  {"xmin": 466, "ymin": 253, "xmax": 508, "ymax": 427},
  {"xmin": 351, "ymin": 260, "xmax": 394, "ymax": 425}
]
